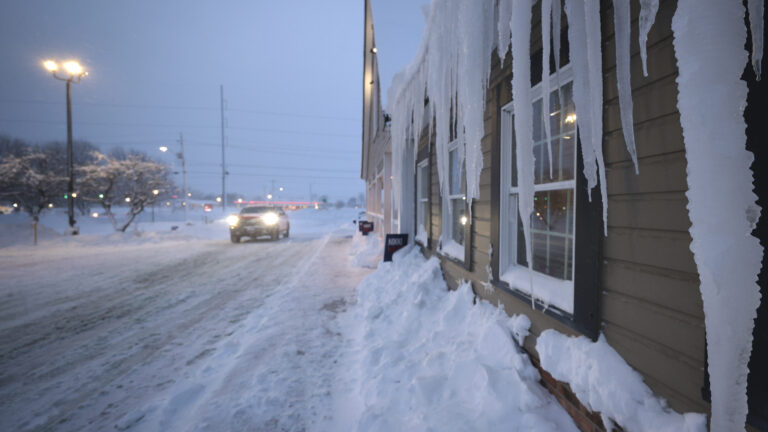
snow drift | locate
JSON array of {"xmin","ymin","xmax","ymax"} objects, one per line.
[{"xmin": 343, "ymin": 246, "xmax": 578, "ymax": 431}]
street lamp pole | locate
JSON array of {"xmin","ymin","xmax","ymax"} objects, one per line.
[
  {"xmin": 65, "ymin": 79, "xmax": 75, "ymax": 230},
  {"xmin": 43, "ymin": 59, "xmax": 87, "ymax": 234}
]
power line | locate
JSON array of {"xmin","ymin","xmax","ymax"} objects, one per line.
[
  {"xmin": 0, "ymin": 118, "xmax": 358, "ymax": 138},
  {"xmin": 187, "ymin": 170, "xmax": 360, "ymax": 181},
  {"xmin": 0, "ymin": 99, "xmax": 360, "ymax": 122},
  {"xmin": 192, "ymin": 162, "xmax": 357, "ymax": 174}
]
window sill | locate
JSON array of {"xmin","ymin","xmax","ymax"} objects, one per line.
[
  {"xmin": 438, "ymin": 239, "xmax": 465, "ymax": 262},
  {"xmin": 500, "ymin": 266, "xmax": 574, "ymax": 314}
]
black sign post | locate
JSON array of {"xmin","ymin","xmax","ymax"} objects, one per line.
[
  {"xmin": 360, "ymin": 221, "xmax": 374, "ymax": 235},
  {"xmin": 383, "ymin": 234, "xmax": 408, "ymax": 262}
]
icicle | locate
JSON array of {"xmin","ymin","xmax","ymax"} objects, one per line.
[
  {"xmin": 511, "ymin": 0, "xmax": 536, "ymax": 307},
  {"xmin": 638, "ymin": 0, "xmax": 659, "ymax": 77},
  {"xmin": 498, "ymin": 0, "xmax": 513, "ymax": 64},
  {"xmin": 456, "ymin": 0, "xmax": 495, "ymax": 215},
  {"xmin": 672, "ymin": 2, "xmax": 763, "ymax": 430},
  {"xmin": 542, "ymin": 0, "xmax": 554, "ymax": 179},
  {"xmin": 748, "ymin": 0, "xmax": 764, "ymax": 80},
  {"xmin": 612, "ymin": 0, "xmax": 639, "ymax": 174},
  {"xmin": 565, "ymin": 0, "xmax": 608, "ymax": 236}
]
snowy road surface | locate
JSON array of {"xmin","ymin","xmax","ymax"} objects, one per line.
[{"xmin": 0, "ymin": 209, "xmax": 371, "ymax": 431}]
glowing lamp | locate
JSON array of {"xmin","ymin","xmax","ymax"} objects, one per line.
[
  {"xmin": 43, "ymin": 60, "xmax": 58, "ymax": 72},
  {"xmin": 62, "ymin": 61, "xmax": 83, "ymax": 75}
]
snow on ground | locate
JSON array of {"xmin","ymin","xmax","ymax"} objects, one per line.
[
  {"xmin": 0, "ymin": 208, "xmax": 369, "ymax": 431},
  {"xmin": 332, "ymin": 246, "xmax": 579, "ymax": 431},
  {"xmin": 3, "ymin": 207, "xmax": 582, "ymax": 431},
  {"xmin": 349, "ymin": 230, "xmax": 382, "ymax": 269}
]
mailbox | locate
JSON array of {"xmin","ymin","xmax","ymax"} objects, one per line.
[
  {"xmin": 360, "ymin": 221, "xmax": 374, "ymax": 235},
  {"xmin": 383, "ymin": 234, "xmax": 408, "ymax": 261}
]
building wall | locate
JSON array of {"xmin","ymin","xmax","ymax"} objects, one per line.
[{"xmin": 416, "ymin": 0, "xmax": 710, "ymax": 419}]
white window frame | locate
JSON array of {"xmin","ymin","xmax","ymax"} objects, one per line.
[
  {"xmin": 441, "ymin": 139, "xmax": 466, "ymax": 261},
  {"xmin": 499, "ymin": 65, "xmax": 577, "ymax": 313},
  {"xmin": 416, "ymin": 159, "xmax": 429, "ymax": 245}
]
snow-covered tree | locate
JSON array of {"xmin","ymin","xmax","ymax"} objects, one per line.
[
  {"xmin": 0, "ymin": 149, "xmax": 67, "ymax": 243},
  {"xmin": 78, "ymin": 151, "xmax": 173, "ymax": 232}
]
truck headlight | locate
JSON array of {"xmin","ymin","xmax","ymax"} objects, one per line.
[
  {"xmin": 262, "ymin": 212, "xmax": 279, "ymax": 225},
  {"xmin": 226, "ymin": 215, "xmax": 239, "ymax": 226}
]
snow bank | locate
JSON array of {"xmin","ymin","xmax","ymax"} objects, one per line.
[
  {"xmin": 345, "ymin": 246, "xmax": 578, "ymax": 431},
  {"xmin": 672, "ymin": 2, "xmax": 764, "ymax": 430},
  {"xmin": 349, "ymin": 230, "xmax": 382, "ymax": 268},
  {"xmin": 536, "ymin": 331, "xmax": 707, "ymax": 432}
]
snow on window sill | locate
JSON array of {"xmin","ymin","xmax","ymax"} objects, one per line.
[
  {"xmin": 500, "ymin": 266, "xmax": 574, "ymax": 314},
  {"xmin": 439, "ymin": 239, "xmax": 465, "ymax": 262}
]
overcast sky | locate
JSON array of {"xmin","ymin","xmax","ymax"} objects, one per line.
[{"xmin": 0, "ymin": 0, "xmax": 425, "ymax": 203}]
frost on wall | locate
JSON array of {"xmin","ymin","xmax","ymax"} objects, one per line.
[{"xmin": 672, "ymin": 1, "xmax": 763, "ymax": 430}]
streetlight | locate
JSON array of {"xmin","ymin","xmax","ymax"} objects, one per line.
[{"xmin": 43, "ymin": 59, "xmax": 87, "ymax": 234}]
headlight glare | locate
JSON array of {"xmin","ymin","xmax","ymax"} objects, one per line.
[
  {"xmin": 263, "ymin": 212, "xmax": 279, "ymax": 225},
  {"xmin": 226, "ymin": 215, "xmax": 239, "ymax": 226}
]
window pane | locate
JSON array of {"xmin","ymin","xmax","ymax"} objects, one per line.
[
  {"xmin": 510, "ymin": 116, "xmax": 518, "ymax": 188},
  {"xmin": 451, "ymin": 198, "xmax": 465, "ymax": 245},
  {"xmin": 561, "ymin": 82, "xmax": 576, "ymax": 134},
  {"xmin": 516, "ymin": 210, "xmax": 528, "ymax": 267},
  {"xmin": 533, "ymin": 142, "xmax": 545, "ymax": 184},
  {"xmin": 533, "ymin": 190, "xmax": 573, "ymax": 235},
  {"xmin": 529, "ymin": 189, "xmax": 574, "ymax": 280},
  {"xmin": 532, "ymin": 99, "xmax": 543, "ymax": 143},
  {"xmin": 532, "ymin": 234, "xmax": 569, "ymax": 280},
  {"xmin": 559, "ymin": 136, "xmax": 575, "ymax": 181},
  {"xmin": 449, "ymin": 148, "xmax": 460, "ymax": 195}
]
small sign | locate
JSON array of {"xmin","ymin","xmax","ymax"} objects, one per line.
[
  {"xmin": 360, "ymin": 221, "xmax": 374, "ymax": 235},
  {"xmin": 383, "ymin": 234, "xmax": 408, "ymax": 261}
]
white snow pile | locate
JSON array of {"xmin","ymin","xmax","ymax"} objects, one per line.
[
  {"xmin": 536, "ymin": 331, "xmax": 707, "ymax": 432},
  {"xmin": 350, "ymin": 230, "xmax": 382, "ymax": 268},
  {"xmin": 343, "ymin": 246, "xmax": 578, "ymax": 431}
]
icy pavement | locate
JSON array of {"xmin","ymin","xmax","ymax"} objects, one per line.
[{"xmin": 0, "ymin": 208, "xmax": 371, "ymax": 431}]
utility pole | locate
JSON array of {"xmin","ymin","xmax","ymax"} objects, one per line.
[
  {"xmin": 220, "ymin": 85, "xmax": 227, "ymax": 211},
  {"xmin": 178, "ymin": 132, "xmax": 188, "ymax": 223}
]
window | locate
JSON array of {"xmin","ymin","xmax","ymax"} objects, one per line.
[
  {"xmin": 416, "ymin": 160, "xmax": 429, "ymax": 245},
  {"xmin": 499, "ymin": 67, "xmax": 577, "ymax": 313},
  {"xmin": 441, "ymin": 139, "xmax": 467, "ymax": 260}
]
